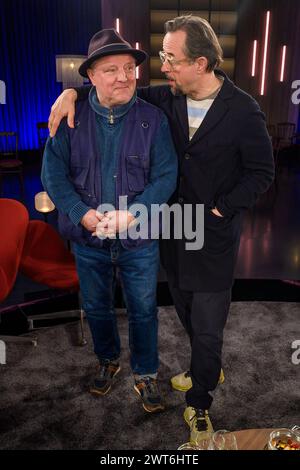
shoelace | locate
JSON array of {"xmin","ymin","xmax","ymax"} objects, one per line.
[
  {"xmin": 139, "ymin": 377, "xmax": 158, "ymax": 397},
  {"xmin": 190, "ymin": 409, "xmax": 208, "ymax": 432},
  {"xmin": 98, "ymin": 363, "xmax": 110, "ymax": 379},
  {"xmin": 99, "ymin": 362, "xmax": 117, "ymax": 379}
]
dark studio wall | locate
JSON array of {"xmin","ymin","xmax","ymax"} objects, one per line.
[
  {"xmin": 1, "ymin": 0, "xmax": 299, "ymax": 151},
  {"xmin": 100, "ymin": 0, "xmax": 151, "ymax": 86},
  {"xmin": 235, "ymin": 0, "xmax": 300, "ymax": 128},
  {"xmin": 0, "ymin": 0, "xmax": 102, "ymax": 151},
  {"xmin": 102, "ymin": 0, "xmax": 300, "ymax": 128}
]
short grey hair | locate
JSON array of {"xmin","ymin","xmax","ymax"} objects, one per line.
[{"xmin": 165, "ymin": 15, "xmax": 223, "ymax": 72}]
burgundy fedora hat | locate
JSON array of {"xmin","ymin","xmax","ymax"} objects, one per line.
[{"xmin": 79, "ymin": 28, "xmax": 148, "ymax": 78}]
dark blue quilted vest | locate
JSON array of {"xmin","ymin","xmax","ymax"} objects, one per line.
[{"xmin": 58, "ymin": 97, "xmax": 163, "ymax": 249}]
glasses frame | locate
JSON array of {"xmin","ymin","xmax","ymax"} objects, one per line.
[{"xmin": 158, "ymin": 51, "xmax": 194, "ymax": 69}]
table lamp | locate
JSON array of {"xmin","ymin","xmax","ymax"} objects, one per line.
[
  {"xmin": 56, "ymin": 55, "xmax": 86, "ymax": 90},
  {"xmin": 34, "ymin": 191, "xmax": 55, "ymax": 222}
]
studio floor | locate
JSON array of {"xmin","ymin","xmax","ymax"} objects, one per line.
[{"xmin": 1, "ymin": 303, "xmax": 299, "ymax": 450}]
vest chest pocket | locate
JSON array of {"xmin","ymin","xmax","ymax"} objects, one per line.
[{"xmin": 126, "ymin": 155, "xmax": 147, "ymax": 192}]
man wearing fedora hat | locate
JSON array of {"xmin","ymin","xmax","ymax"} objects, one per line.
[
  {"xmin": 48, "ymin": 15, "xmax": 274, "ymax": 444},
  {"xmin": 42, "ymin": 28, "xmax": 177, "ymax": 413}
]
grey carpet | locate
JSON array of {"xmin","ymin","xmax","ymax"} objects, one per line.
[{"xmin": 0, "ymin": 302, "xmax": 299, "ymax": 450}]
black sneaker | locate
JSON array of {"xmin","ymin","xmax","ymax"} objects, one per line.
[
  {"xmin": 90, "ymin": 360, "xmax": 121, "ymax": 396},
  {"xmin": 134, "ymin": 376, "xmax": 165, "ymax": 413}
]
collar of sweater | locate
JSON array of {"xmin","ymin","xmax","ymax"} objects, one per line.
[{"xmin": 89, "ymin": 86, "xmax": 137, "ymax": 122}]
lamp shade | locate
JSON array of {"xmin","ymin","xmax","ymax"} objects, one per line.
[
  {"xmin": 56, "ymin": 55, "xmax": 86, "ymax": 89},
  {"xmin": 34, "ymin": 192, "xmax": 55, "ymax": 213}
]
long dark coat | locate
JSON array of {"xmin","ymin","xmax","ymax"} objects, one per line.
[{"xmin": 138, "ymin": 70, "xmax": 274, "ymax": 292}]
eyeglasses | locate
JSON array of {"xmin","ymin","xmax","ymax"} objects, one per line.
[{"xmin": 158, "ymin": 51, "xmax": 194, "ymax": 68}]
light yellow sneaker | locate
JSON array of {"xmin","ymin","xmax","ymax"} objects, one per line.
[
  {"xmin": 219, "ymin": 368, "xmax": 225, "ymax": 385},
  {"xmin": 184, "ymin": 406, "xmax": 214, "ymax": 445},
  {"xmin": 171, "ymin": 368, "xmax": 225, "ymax": 392}
]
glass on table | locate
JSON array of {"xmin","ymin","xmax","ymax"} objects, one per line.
[
  {"xmin": 178, "ymin": 433, "xmax": 215, "ymax": 451},
  {"xmin": 291, "ymin": 425, "xmax": 300, "ymax": 436},
  {"xmin": 177, "ymin": 442, "xmax": 201, "ymax": 451},
  {"xmin": 268, "ymin": 428, "xmax": 300, "ymax": 450},
  {"xmin": 212, "ymin": 429, "xmax": 238, "ymax": 450}
]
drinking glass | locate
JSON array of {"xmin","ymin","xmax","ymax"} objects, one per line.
[
  {"xmin": 268, "ymin": 428, "xmax": 300, "ymax": 450},
  {"xmin": 177, "ymin": 442, "xmax": 201, "ymax": 451},
  {"xmin": 178, "ymin": 433, "xmax": 215, "ymax": 450},
  {"xmin": 212, "ymin": 429, "xmax": 238, "ymax": 450},
  {"xmin": 196, "ymin": 435, "xmax": 216, "ymax": 450}
]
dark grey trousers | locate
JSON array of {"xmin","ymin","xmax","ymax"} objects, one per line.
[{"xmin": 168, "ymin": 284, "xmax": 231, "ymax": 410}]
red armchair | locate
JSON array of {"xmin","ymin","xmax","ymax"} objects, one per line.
[
  {"xmin": 20, "ymin": 220, "xmax": 79, "ymax": 289},
  {"xmin": 0, "ymin": 199, "xmax": 86, "ymax": 346},
  {"xmin": 0, "ymin": 199, "xmax": 29, "ymax": 302}
]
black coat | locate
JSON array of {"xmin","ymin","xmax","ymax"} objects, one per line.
[{"xmin": 138, "ymin": 70, "xmax": 274, "ymax": 292}]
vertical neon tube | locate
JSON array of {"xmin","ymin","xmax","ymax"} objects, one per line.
[
  {"xmin": 115, "ymin": 18, "xmax": 120, "ymax": 33},
  {"xmin": 251, "ymin": 40, "xmax": 257, "ymax": 76},
  {"xmin": 280, "ymin": 45, "xmax": 287, "ymax": 82},
  {"xmin": 260, "ymin": 11, "xmax": 270, "ymax": 96},
  {"xmin": 135, "ymin": 42, "xmax": 140, "ymax": 79}
]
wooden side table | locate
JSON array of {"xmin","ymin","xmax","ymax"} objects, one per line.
[{"xmin": 234, "ymin": 428, "xmax": 274, "ymax": 450}]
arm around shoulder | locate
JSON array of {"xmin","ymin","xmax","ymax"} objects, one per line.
[{"xmin": 48, "ymin": 85, "xmax": 92, "ymax": 138}]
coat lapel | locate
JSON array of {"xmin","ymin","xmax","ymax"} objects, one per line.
[
  {"xmin": 186, "ymin": 70, "xmax": 234, "ymax": 146},
  {"xmin": 174, "ymin": 95, "xmax": 189, "ymax": 141}
]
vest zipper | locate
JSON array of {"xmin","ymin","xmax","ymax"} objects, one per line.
[{"xmin": 109, "ymin": 109, "xmax": 114, "ymax": 124}]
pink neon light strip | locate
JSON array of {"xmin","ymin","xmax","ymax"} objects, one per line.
[
  {"xmin": 251, "ymin": 40, "xmax": 257, "ymax": 77},
  {"xmin": 260, "ymin": 11, "xmax": 270, "ymax": 96},
  {"xmin": 115, "ymin": 18, "xmax": 120, "ymax": 33},
  {"xmin": 280, "ymin": 45, "xmax": 287, "ymax": 82},
  {"xmin": 135, "ymin": 42, "xmax": 140, "ymax": 79}
]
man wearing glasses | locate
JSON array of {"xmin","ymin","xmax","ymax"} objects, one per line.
[
  {"xmin": 42, "ymin": 28, "xmax": 177, "ymax": 414},
  {"xmin": 48, "ymin": 16, "xmax": 274, "ymax": 445}
]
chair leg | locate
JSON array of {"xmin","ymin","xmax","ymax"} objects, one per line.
[
  {"xmin": 27, "ymin": 310, "xmax": 80, "ymax": 323},
  {"xmin": 23, "ymin": 292, "xmax": 87, "ymax": 347},
  {"xmin": 78, "ymin": 308, "xmax": 87, "ymax": 347},
  {"xmin": 27, "ymin": 309, "xmax": 87, "ymax": 346},
  {"xmin": 0, "ymin": 334, "xmax": 38, "ymax": 347}
]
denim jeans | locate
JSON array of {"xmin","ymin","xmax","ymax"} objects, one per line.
[{"xmin": 73, "ymin": 240, "xmax": 159, "ymax": 375}]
